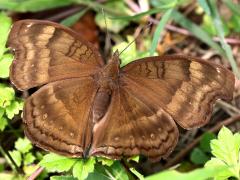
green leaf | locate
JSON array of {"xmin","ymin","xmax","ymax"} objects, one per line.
[
  {"xmin": 150, "ymin": 8, "xmax": 173, "ymax": 55},
  {"xmin": 50, "ymin": 176, "xmax": 76, "ymax": 180},
  {"xmin": 87, "ymin": 163, "xmax": 111, "ymax": 180},
  {"xmin": 109, "ymin": 161, "xmax": 129, "ymax": 180},
  {"xmin": 200, "ymin": 132, "xmax": 216, "ymax": 152},
  {"xmin": 39, "ymin": 153, "xmax": 77, "ymax": 172},
  {"xmin": 190, "ymin": 148, "xmax": 209, "ymax": 165},
  {"xmin": 0, "ymin": 84, "xmax": 15, "ymax": 108},
  {"xmin": 36, "ymin": 151, "xmax": 44, "ymax": 161},
  {"xmin": 112, "ymin": 36, "xmax": 156, "ymax": 67},
  {"xmin": 87, "ymin": 172, "xmax": 109, "ymax": 180},
  {"xmin": 24, "ymin": 164, "xmax": 48, "ymax": 179},
  {"xmin": 15, "ymin": 137, "xmax": 33, "ymax": 154},
  {"xmin": 0, "ymin": 12, "xmax": 11, "ymax": 58},
  {"xmin": 6, "ymin": 100, "xmax": 23, "ymax": 119},
  {"xmin": 9, "ymin": 150, "xmax": 22, "ymax": 167},
  {"xmin": 0, "ymin": 164, "xmax": 4, "ymax": 172},
  {"xmin": 23, "ymin": 152, "xmax": 36, "ymax": 165},
  {"xmin": 0, "ymin": 108, "xmax": 7, "ymax": 131},
  {"xmin": 128, "ymin": 155, "xmax": 140, "ymax": 163},
  {"xmin": 97, "ymin": 157, "xmax": 114, "ymax": 167},
  {"xmin": 95, "ymin": 1, "xmax": 130, "ymax": 33},
  {"xmin": 0, "ymin": 0, "xmax": 76, "ymax": 13},
  {"xmin": 145, "ymin": 166, "xmax": 227, "ymax": 180},
  {"xmin": 61, "ymin": 8, "xmax": 89, "ymax": 27},
  {"xmin": 0, "ymin": 173, "xmax": 16, "ymax": 180},
  {"xmin": 205, "ymin": 158, "xmax": 233, "ymax": 180},
  {"xmin": 72, "ymin": 157, "xmax": 95, "ymax": 180},
  {"xmin": 201, "ymin": 14, "xmax": 217, "ymax": 36},
  {"xmin": 0, "ymin": 116, "xmax": 8, "ymax": 131},
  {"xmin": 112, "ymin": 36, "xmax": 137, "ymax": 66},
  {"xmin": 209, "ymin": 126, "xmax": 240, "ymax": 178},
  {"xmin": 229, "ymin": 14, "xmax": 240, "ymax": 33},
  {"xmin": 0, "ymin": 54, "xmax": 13, "ymax": 78},
  {"xmin": 0, "ymin": 108, "xmax": 4, "ymax": 119}
]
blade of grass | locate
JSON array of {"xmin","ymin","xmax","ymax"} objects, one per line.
[
  {"xmin": 110, "ymin": 4, "xmax": 174, "ymax": 20},
  {"xmin": 205, "ymin": 0, "xmax": 240, "ymax": 78},
  {"xmin": 172, "ymin": 10, "xmax": 225, "ymax": 57},
  {"xmin": 198, "ymin": 0, "xmax": 211, "ymax": 15},
  {"xmin": 60, "ymin": 7, "xmax": 89, "ymax": 27},
  {"xmin": 150, "ymin": 8, "xmax": 173, "ymax": 56},
  {"xmin": 76, "ymin": 0, "xmax": 124, "ymax": 16},
  {"xmin": 0, "ymin": 0, "xmax": 76, "ymax": 12},
  {"xmin": 222, "ymin": 0, "xmax": 240, "ymax": 16}
]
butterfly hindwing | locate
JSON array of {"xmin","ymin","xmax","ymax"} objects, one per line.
[
  {"xmin": 90, "ymin": 86, "xmax": 179, "ymax": 160},
  {"xmin": 24, "ymin": 77, "xmax": 98, "ymax": 157}
]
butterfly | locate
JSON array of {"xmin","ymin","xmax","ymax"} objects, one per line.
[{"xmin": 8, "ymin": 20, "xmax": 235, "ymax": 161}]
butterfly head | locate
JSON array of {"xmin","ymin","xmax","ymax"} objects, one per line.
[
  {"xmin": 105, "ymin": 50, "xmax": 121, "ymax": 71},
  {"xmin": 108, "ymin": 50, "xmax": 120, "ymax": 64},
  {"xmin": 113, "ymin": 49, "xmax": 120, "ymax": 57}
]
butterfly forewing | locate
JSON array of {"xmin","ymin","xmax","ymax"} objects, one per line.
[
  {"xmin": 8, "ymin": 20, "xmax": 104, "ymax": 90},
  {"xmin": 121, "ymin": 56, "xmax": 235, "ymax": 129}
]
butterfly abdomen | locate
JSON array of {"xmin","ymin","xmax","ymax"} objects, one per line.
[{"xmin": 92, "ymin": 88, "xmax": 111, "ymax": 123}]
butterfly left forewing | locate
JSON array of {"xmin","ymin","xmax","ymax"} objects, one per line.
[
  {"xmin": 90, "ymin": 86, "xmax": 179, "ymax": 160},
  {"xmin": 121, "ymin": 55, "xmax": 235, "ymax": 129},
  {"xmin": 8, "ymin": 20, "xmax": 104, "ymax": 90}
]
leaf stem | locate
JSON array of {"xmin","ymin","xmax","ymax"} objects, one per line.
[
  {"xmin": 27, "ymin": 166, "xmax": 44, "ymax": 180},
  {"xmin": 0, "ymin": 145, "xmax": 22, "ymax": 173}
]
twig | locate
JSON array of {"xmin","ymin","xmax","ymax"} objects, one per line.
[
  {"xmin": 213, "ymin": 37, "xmax": 240, "ymax": 45},
  {"xmin": 217, "ymin": 100, "xmax": 240, "ymax": 115},
  {"xmin": 124, "ymin": 0, "xmax": 141, "ymax": 12},
  {"xmin": 164, "ymin": 114, "xmax": 240, "ymax": 169},
  {"xmin": 46, "ymin": 6, "xmax": 84, "ymax": 22},
  {"xmin": 27, "ymin": 166, "xmax": 45, "ymax": 180}
]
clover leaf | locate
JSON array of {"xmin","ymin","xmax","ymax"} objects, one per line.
[{"xmin": 205, "ymin": 126, "xmax": 240, "ymax": 179}]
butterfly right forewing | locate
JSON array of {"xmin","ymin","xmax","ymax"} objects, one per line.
[{"xmin": 121, "ymin": 55, "xmax": 235, "ymax": 129}]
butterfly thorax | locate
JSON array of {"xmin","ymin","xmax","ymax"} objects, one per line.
[{"xmin": 92, "ymin": 51, "xmax": 120, "ymax": 123}]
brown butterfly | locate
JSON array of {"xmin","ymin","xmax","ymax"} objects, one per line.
[{"xmin": 8, "ymin": 20, "xmax": 235, "ymax": 160}]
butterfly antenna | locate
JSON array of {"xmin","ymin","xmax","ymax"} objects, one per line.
[
  {"xmin": 102, "ymin": 8, "xmax": 112, "ymax": 54},
  {"xmin": 119, "ymin": 22, "xmax": 152, "ymax": 56}
]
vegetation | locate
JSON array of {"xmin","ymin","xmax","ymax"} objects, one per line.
[{"xmin": 0, "ymin": 0, "xmax": 239, "ymax": 179}]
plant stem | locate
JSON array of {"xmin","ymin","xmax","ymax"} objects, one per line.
[{"xmin": 0, "ymin": 145, "xmax": 22, "ymax": 173}]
